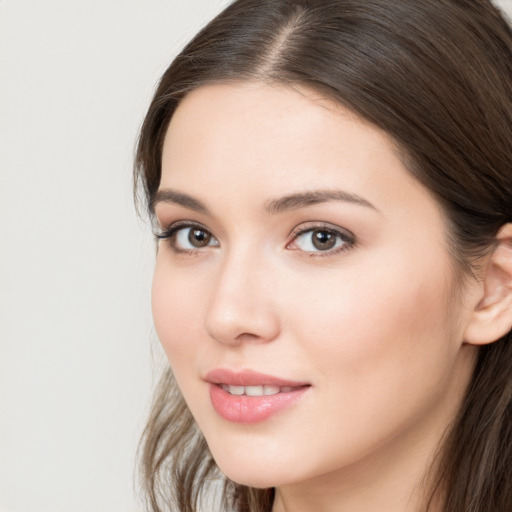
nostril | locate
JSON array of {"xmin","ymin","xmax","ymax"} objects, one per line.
[
  {"xmin": 205, "ymin": 308, "xmax": 280, "ymax": 346},
  {"xmin": 235, "ymin": 332, "xmax": 264, "ymax": 342}
]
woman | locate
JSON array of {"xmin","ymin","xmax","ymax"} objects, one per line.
[{"xmin": 134, "ymin": 1, "xmax": 512, "ymax": 511}]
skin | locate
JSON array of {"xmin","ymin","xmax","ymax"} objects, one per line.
[{"xmin": 151, "ymin": 82, "xmax": 483, "ymax": 512}]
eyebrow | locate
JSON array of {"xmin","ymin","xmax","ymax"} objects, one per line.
[
  {"xmin": 265, "ymin": 190, "xmax": 377, "ymax": 214},
  {"xmin": 150, "ymin": 189, "xmax": 210, "ymax": 215},
  {"xmin": 151, "ymin": 188, "xmax": 377, "ymax": 215}
]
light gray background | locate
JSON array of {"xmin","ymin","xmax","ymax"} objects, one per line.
[
  {"xmin": 0, "ymin": 1, "xmax": 229, "ymax": 511},
  {"xmin": 1, "ymin": 1, "xmax": 511, "ymax": 511}
]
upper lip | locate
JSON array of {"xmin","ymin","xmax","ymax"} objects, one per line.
[{"xmin": 204, "ymin": 369, "xmax": 310, "ymax": 387}]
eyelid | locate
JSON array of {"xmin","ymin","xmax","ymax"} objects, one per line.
[
  {"xmin": 154, "ymin": 219, "xmax": 209, "ymax": 237},
  {"xmin": 289, "ymin": 221, "xmax": 354, "ymax": 239}
]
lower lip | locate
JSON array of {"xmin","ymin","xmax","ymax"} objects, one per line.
[{"xmin": 209, "ymin": 384, "xmax": 310, "ymax": 423}]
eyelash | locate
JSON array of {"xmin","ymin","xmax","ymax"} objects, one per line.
[
  {"xmin": 154, "ymin": 221, "xmax": 217, "ymax": 255},
  {"xmin": 154, "ymin": 221, "xmax": 356, "ymax": 257}
]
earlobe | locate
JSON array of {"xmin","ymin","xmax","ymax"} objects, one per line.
[{"xmin": 463, "ymin": 223, "xmax": 512, "ymax": 346}]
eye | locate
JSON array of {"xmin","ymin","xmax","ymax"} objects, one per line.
[
  {"xmin": 176, "ymin": 226, "xmax": 216, "ymax": 249},
  {"xmin": 156, "ymin": 223, "xmax": 219, "ymax": 253},
  {"xmin": 288, "ymin": 225, "xmax": 354, "ymax": 255}
]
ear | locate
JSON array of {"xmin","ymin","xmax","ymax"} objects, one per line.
[{"xmin": 463, "ymin": 223, "xmax": 512, "ymax": 346}]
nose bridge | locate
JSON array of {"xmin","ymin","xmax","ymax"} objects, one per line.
[{"xmin": 205, "ymin": 242, "xmax": 280, "ymax": 345}]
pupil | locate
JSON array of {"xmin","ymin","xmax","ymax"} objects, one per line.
[
  {"xmin": 189, "ymin": 229, "xmax": 210, "ymax": 247},
  {"xmin": 313, "ymin": 230, "xmax": 335, "ymax": 250}
]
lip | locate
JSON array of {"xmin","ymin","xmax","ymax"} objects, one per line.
[
  {"xmin": 205, "ymin": 369, "xmax": 311, "ymax": 423},
  {"xmin": 205, "ymin": 368, "xmax": 309, "ymax": 387}
]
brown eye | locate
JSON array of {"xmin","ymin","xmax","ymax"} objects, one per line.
[
  {"xmin": 188, "ymin": 228, "xmax": 212, "ymax": 247},
  {"xmin": 290, "ymin": 225, "xmax": 354, "ymax": 255},
  {"xmin": 165, "ymin": 225, "xmax": 219, "ymax": 252},
  {"xmin": 311, "ymin": 230, "xmax": 336, "ymax": 250}
]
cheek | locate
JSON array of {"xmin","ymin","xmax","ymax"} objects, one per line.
[
  {"xmin": 151, "ymin": 257, "xmax": 208, "ymax": 369},
  {"xmin": 286, "ymin": 247, "xmax": 457, "ymax": 407}
]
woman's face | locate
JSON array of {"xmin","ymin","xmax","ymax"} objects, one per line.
[{"xmin": 152, "ymin": 83, "xmax": 478, "ymax": 490}]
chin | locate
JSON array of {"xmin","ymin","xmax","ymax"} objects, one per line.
[
  {"xmin": 208, "ymin": 444, "xmax": 292, "ymax": 489},
  {"xmin": 218, "ymin": 466, "xmax": 281, "ymax": 489}
]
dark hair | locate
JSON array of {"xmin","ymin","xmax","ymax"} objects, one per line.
[{"xmin": 134, "ymin": 1, "xmax": 512, "ymax": 511}]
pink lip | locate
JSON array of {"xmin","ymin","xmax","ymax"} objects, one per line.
[
  {"xmin": 205, "ymin": 368, "xmax": 309, "ymax": 387},
  {"xmin": 205, "ymin": 369, "xmax": 311, "ymax": 424}
]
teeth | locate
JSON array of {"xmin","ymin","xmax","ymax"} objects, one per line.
[
  {"xmin": 228, "ymin": 385, "xmax": 245, "ymax": 395},
  {"xmin": 222, "ymin": 384, "xmax": 294, "ymax": 396},
  {"xmin": 245, "ymin": 385, "xmax": 263, "ymax": 396},
  {"xmin": 264, "ymin": 385, "xmax": 280, "ymax": 395}
]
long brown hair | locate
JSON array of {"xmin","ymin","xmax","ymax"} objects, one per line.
[{"xmin": 134, "ymin": 1, "xmax": 512, "ymax": 511}]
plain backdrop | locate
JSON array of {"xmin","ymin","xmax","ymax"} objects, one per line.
[
  {"xmin": 1, "ymin": 1, "xmax": 511, "ymax": 512},
  {"xmin": 0, "ymin": 1, "xmax": 230, "ymax": 511}
]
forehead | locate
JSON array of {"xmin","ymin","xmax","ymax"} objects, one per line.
[
  {"xmin": 164, "ymin": 81, "xmax": 379, "ymax": 150},
  {"xmin": 159, "ymin": 82, "xmax": 438, "ymax": 221},
  {"xmin": 163, "ymin": 83, "xmax": 394, "ymax": 180}
]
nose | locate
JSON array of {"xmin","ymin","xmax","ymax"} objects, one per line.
[{"xmin": 204, "ymin": 250, "xmax": 281, "ymax": 346}]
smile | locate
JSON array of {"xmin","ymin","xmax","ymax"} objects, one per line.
[
  {"xmin": 205, "ymin": 369, "xmax": 311, "ymax": 423},
  {"xmin": 219, "ymin": 384, "xmax": 298, "ymax": 396}
]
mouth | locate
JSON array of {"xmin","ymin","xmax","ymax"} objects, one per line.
[
  {"xmin": 218, "ymin": 384, "xmax": 307, "ymax": 396},
  {"xmin": 205, "ymin": 369, "xmax": 311, "ymax": 423}
]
